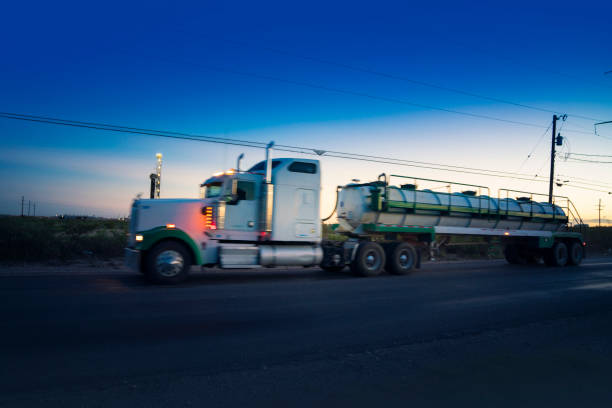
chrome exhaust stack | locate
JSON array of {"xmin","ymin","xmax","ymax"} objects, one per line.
[
  {"xmin": 236, "ymin": 153, "xmax": 244, "ymax": 172},
  {"xmin": 260, "ymin": 141, "xmax": 275, "ymax": 236}
]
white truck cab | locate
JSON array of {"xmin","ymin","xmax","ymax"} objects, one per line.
[{"xmin": 125, "ymin": 148, "xmax": 323, "ymax": 283}]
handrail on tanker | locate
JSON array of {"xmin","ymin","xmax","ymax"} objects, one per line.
[
  {"xmin": 376, "ymin": 174, "xmax": 582, "ymax": 228},
  {"xmin": 388, "ymin": 174, "xmax": 491, "ymax": 215}
]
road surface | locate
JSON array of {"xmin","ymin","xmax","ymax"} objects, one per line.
[{"xmin": 1, "ymin": 258, "xmax": 612, "ymax": 407}]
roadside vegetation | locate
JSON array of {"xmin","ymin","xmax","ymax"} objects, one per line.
[
  {"xmin": 0, "ymin": 216, "xmax": 127, "ymax": 263},
  {"xmin": 1, "ymin": 216, "xmax": 609, "ymax": 264},
  {"xmin": 576, "ymin": 226, "xmax": 612, "ymax": 256}
]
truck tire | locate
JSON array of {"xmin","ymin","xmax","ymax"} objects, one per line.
[
  {"xmin": 544, "ymin": 241, "xmax": 568, "ymax": 267},
  {"xmin": 351, "ymin": 242, "xmax": 385, "ymax": 277},
  {"xmin": 504, "ymin": 245, "xmax": 522, "ymax": 264},
  {"xmin": 144, "ymin": 241, "xmax": 191, "ymax": 284},
  {"xmin": 386, "ymin": 243, "xmax": 417, "ymax": 275},
  {"xmin": 568, "ymin": 241, "xmax": 584, "ymax": 266}
]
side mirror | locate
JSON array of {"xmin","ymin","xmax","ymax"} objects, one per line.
[{"xmin": 224, "ymin": 193, "xmax": 239, "ymax": 205}]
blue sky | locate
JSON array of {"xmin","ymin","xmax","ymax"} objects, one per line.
[{"xmin": 1, "ymin": 0, "xmax": 611, "ymax": 222}]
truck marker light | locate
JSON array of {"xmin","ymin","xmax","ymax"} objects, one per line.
[
  {"xmin": 166, "ymin": 224, "xmax": 176, "ymax": 229},
  {"xmin": 504, "ymin": 232, "xmax": 510, "ymax": 236},
  {"xmin": 583, "ymin": 242, "xmax": 587, "ymax": 247},
  {"xmin": 213, "ymin": 171, "xmax": 224, "ymax": 177},
  {"xmin": 135, "ymin": 234, "xmax": 144, "ymax": 242}
]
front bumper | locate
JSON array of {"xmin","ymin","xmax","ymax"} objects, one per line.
[{"xmin": 125, "ymin": 248, "xmax": 141, "ymax": 271}]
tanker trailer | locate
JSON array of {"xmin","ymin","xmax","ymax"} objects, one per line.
[{"xmin": 321, "ymin": 173, "xmax": 586, "ymax": 276}]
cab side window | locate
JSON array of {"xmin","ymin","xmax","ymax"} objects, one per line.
[{"xmin": 288, "ymin": 161, "xmax": 317, "ymax": 174}]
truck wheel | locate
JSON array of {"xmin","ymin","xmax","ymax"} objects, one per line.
[
  {"xmin": 144, "ymin": 241, "xmax": 191, "ymax": 284},
  {"xmin": 351, "ymin": 242, "xmax": 385, "ymax": 277},
  {"xmin": 386, "ymin": 243, "xmax": 417, "ymax": 275},
  {"xmin": 568, "ymin": 241, "xmax": 584, "ymax": 266},
  {"xmin": 544, "ymin": 241, "xmax": 568, "ymax": 267},
  {"xmin": 504, "ymin": 245, "xmax": 522, "ymax": 264}
]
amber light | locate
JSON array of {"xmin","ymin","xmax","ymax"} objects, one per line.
[
  {"xmin": 504, "ymin": 232, "xmax": 510, "ymax": 236},
  {"xmin": 135, "ymin": 234, "xmax": 144, "ymax": 242},
  {"xmin": 204, "ymin": 206, "xmax": 216, "ymax": 230},
  {"xmin": 166, "ymin": 223, "xmax": 176, "ymax": 229}
]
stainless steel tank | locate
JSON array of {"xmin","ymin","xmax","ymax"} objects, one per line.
[{"xmin": 336, "ymin": 183, "xmax": 567, "ymax": 233}]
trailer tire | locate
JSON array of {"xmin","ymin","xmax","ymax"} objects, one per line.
[
  {"xmin": 504, "ymin": 245, "xmax": 522, "ymax": 264},
  {"xmin": 144, "ymin": 240, "xmax": 191, "ymax": 284},
  {"xmin": 568, "ymin": 241, "xmax": 584, "ymax": 266},
  {"xmin": 351, "ymin": 242, "xmax": 385, "ymax": 277},
  {"xmin": 386, "ymin": 243, "xmax": 417, "ymax": 275},
  {"xmin": 544, "ymin": 241, "xmax": 568, "ymax": 267}
]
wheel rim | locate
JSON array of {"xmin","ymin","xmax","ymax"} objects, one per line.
[
  {"xmin": 156, "ymin": 250, "xmax": 184, "ymax": 277},
  {"xmin": 364, "ymin": 250, "xmax": 381, "ymax": 270},
  {"xmin": 398, "ymin": 250, "xmax": 413, "ymax": 269}
]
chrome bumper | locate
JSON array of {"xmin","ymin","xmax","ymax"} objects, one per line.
[{"xmin": 124, "ymin": 248, "xmax": 141, "ymax": 271}]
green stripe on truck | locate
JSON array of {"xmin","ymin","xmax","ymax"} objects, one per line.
[
  {"xmin": 134, "ymin": 226, "xmax": 203, "ymax": 265},
  {"xmin": 386, "ymin": 200, "xmax": 568, "ymax": 221},
  {"xmin": 362, "ymin": 224, "xmax": 435, "ymax": 240}
]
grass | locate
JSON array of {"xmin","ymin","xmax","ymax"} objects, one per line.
[
  {"xmin": 0, "ymin": 216, "xmax": 127, "ymax": 263},
  {"xmin": 1, "ymin": 216, "xmax": 609, "ymax": 264},
  {"xmin": 576, "ymin": 226, "xmax": 612, "ymax": 255}
]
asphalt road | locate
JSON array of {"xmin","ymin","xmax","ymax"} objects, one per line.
[{"xmin": 2, "ymin": 258, "xmax": 612, "ymax": 407}]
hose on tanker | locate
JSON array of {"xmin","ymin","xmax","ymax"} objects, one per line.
[{"xmin": 322, "ymin": 186, "xmax": 341, "ymax": 222}]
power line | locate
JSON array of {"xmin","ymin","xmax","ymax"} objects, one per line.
[
  {"xmin": 557, "ymin": 174, "xmax": 612, "ymax": 188},
  {"xmin": 2, "ymin": 111, "xmax": 610, "ymax": 193},
  {"xmin": 121, "ymin": 51, "xmax": 599, "ymax": 137},
  {"xmin": 174, "ymin": 30, "xmax": 605, "ymax": 122},
  {"xmin": 569, "ymin": 152, "xmax": 612, "ymax": 158},
  {"xmin": 517, "ymin": 122, "xmax": 552, "ymax": 171},
  {"xmin": 447, "ymin": 38, "xmax": 612, "ymax": 92},
  {"xmin": 0, "ymin": 111, "xmax": 574, "ymax": 180},
  {"xmin": 565, "ymin": 157, "xmax": 612, "ymax": 164}
]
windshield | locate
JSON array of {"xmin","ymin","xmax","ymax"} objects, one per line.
[{"xmin": 200, "ymin": 181, "xmax": 224, "ymax": 199}]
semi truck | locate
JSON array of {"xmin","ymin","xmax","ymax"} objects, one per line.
[{"xmin": 125, "ymin": 144, "xmax": 586, "ymax": 284}]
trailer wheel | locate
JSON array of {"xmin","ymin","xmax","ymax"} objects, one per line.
[
  {"xmin": 504, "ymin": 245, "xmax": 522, "ymax": 264},
  {"xmin": 568, "ymin": 241, "xmax": 584, "ymax": 266},
  {"xmin": 544, "ymin": 241, "xmax": 568, "ymax": 267},
  {"xmin": 351, "ymin": 242, "xmax": 385, "ymax": 277},
  {"xmin": 144, "ymin": 241, "xmax": 191, "ymax": 284},
  {"xmin": 386, "ymin": 243, "xmax": 417, "ymax": 275}
]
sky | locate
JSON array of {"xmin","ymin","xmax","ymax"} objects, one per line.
[{"xmin": 1, "ymin": 0, "xmax": 611, "ymax": 224}]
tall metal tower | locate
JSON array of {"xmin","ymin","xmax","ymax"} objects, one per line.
[{"xmin": 155, "ymin": 153, "xmax": 163, "ymax": 199}]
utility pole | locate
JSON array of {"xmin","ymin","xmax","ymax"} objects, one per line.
[
  {"xmin": 597, "ymin": 199, "xmax": 603, "ymax": 227},
  {"xmin": 548, "ymin": 115, "xmax": 558, "ymax": 204},
  {"xmin": 21, "ymin": 196, "xmax": 24, "ymax": 217},
  {"xmin": 33, "ymin": 203, "xmax": 36, "ymax": 217},
  {"xmin": 548, "ymin": 114, "xmax": 566, "ymax": 203},
  {"xmin": 28, "ymin": 200, "xmax": 31, "ymax": 216}
]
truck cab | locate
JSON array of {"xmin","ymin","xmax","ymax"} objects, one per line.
[{"xmin": 125, "ymin": 153, "xmax": 323, "ymax": 284}]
